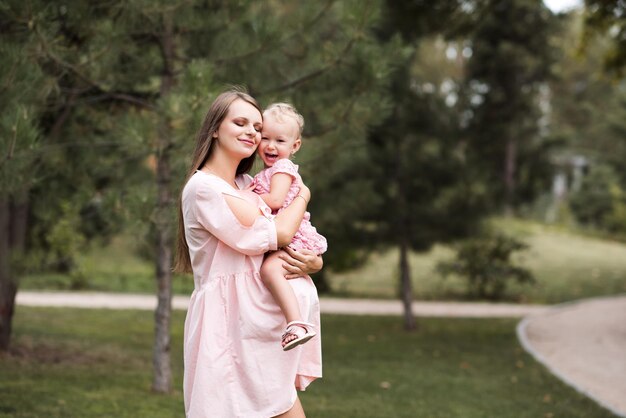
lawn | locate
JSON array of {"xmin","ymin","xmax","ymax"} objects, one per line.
[
  {"xmin": 329, "ymin": 218, "xmax": 626, "ymax": 303},
  {"xmin": 19, "ymin": 218, "xmax": 626, "ymax": 303},
  {"xmin": 0, "ymin": 307, "xmax": 617, "ymax": 417},
  {"xmin": 19, "ymin": 234, "xmax": 196, "ymax": 296}
]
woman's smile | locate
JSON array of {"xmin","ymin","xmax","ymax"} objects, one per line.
[{"xmin": 238, "ymin": 136, "xmax": 257, "ymax": 147}]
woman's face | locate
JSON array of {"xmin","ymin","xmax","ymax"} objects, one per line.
[{"xmin": 213, "ymin": 99, "xmax": 263, "ymax": 160}]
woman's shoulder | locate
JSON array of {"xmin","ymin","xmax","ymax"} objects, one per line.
[{"xmin": 185, "ymin": 171, "xmax": 231, "ymax": 196}]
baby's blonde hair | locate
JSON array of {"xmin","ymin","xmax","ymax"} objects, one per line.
[{"xmin": 264, "ymin": 102, "xmax": 304, "ymax": 136}]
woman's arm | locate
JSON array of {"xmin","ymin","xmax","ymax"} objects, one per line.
[
  {"xmin": 257, "ymin": 173, "xmax": 293, "ymax": 211},
  {"xmin": 196, "ymin": 187, "xmax": 277, "ymax": 256},
  {"xmin": 223, "ymin": 184, "xmax": 310, "ymax": 247}
]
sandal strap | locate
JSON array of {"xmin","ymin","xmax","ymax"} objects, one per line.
[
  {"xmin": 285, "ymin": 321, "xmax": 315, "ymax": 329},
  {"xmin": 282, "ymin": 321, "xmax": 315, "ymax": 340}
]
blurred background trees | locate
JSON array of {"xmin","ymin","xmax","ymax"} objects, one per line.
[{"xmin": 1, "ymin": 0, "xmax": 625, "ymax": 391}]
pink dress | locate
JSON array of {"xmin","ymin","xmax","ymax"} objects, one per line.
[
  {"xmin": 253, "ymin": 159, "xmax": 327, "ymax": 255},
  {"xmin": 181, "ymin": 171, "xmax": 322, "ymax": 418}
]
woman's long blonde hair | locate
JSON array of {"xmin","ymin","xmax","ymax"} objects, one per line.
[{"xmin": 173, "ymin": 88, "xmax": 262, "ymax": 273}]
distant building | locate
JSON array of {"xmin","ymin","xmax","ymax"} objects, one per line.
[{"xmin": 546, "ymin": 154, "xmax": 588, "ymax": 222}]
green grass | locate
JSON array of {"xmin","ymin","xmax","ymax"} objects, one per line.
[
  {"xmin": 20, "ymin": 234, "xmax": 195, "ymax": 295},
  {"xmin": 20, "ymin": 218, "xmax": 626, "ymax": 303},
  {"xmin": 329, "ymin": 218, "xmax": 626, "ymax": 303},
  {"xmin": 0, "ymin": 307, "xmax": 617, "ymax": 417}
]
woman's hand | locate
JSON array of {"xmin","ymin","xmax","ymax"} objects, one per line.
[{"xmin": 280, "ymin": 247, "xmax": 323, "ymax": 279}]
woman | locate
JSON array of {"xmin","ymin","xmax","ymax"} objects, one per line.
[{"xmin": 174, "ymin": 89, "xmax": 323, "ymax": 418}]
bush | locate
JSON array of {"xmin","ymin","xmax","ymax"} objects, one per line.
[
  {"xmin": 569, "ymin": 164, "xmax": 626, "ymax": 235},
  {"xmin": 436, "ymin": 234, "xmax": 534, "ymax": 300}
]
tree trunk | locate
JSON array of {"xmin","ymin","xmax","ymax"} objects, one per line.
[
  {"xmin": 504, "ymin": 136, "xmax": 517, "ymax": 217},
  {"xmin": 399, "ymin": 239, "xmax": 416, "ymax": 331},
  {"xmin": 152, "ymin": 150, "xmax": 173, "ymax": 393},
  {"xmin": 10, "ymin": 194, "xmax": 29, "ymax": 252},
  {"xmin": 0, "ymin": 199, "xmax": 17, "ymax": 351},
  {"xmin": 152, "ymin": 13, "xmax": 175, "ymax": 394},
  {"xmin": 394, "ymin": 132, "xmax": 416, "ymax": 331}
]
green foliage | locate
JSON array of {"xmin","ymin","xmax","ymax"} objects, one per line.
[
  {"xmin": 315, "ymin": 1, "xmax": 489, "ymax": 284},
  {"xmin": 1, "ymin": 308, "xmax": 616, "ymax": 418},
  {"xmin": 570, "ymin": 164, "xmax": 626, "ymax": 234},
  {"xmin": 41, "ymin": 201, "xmax": 86, "ymax": 273},
  {"xmin": 1, "ymin": 0, "xmax": 396, "ymax": 286},
  {"xmin": 462, "ymin": 0, "xmax": 557, "ymax": 209},
  {"xmin": 0, "ymin": 38, "xmax": 48, "ymax": 197},
  {"xmin": 583, "ymin": 0, "xmax": 626, "ymax": 77},
  {"xmin": 437, "ymin": 234, "xmax": 535, "ymax": 300},
  {"xmin": 549, "ymin": 12, "xmax": 626, "ymax": 231}
]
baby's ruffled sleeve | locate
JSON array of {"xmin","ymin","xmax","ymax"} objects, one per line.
[{"xmin": 267, "ymin": 158, "xmax": 299, "ymax": 180}]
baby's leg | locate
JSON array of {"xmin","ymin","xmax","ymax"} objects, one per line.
[{"xmin": 260, "ymin": 250, "xmax": 302, "ymax": 324}]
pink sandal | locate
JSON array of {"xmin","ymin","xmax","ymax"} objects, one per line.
[{"xmin": 282, "ymin": 321, "xmax": 317, "ymax": 351}]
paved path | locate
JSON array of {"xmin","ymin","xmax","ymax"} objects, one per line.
[
  {"xmin": 517, "ymin": 295, "xmax": 626, "ymax": 418},
  {"xmin": 15, "ymin": 290, "xmax": 549, "ymax": 317},
  {"xmin": 15, "ymin": 290, "xmax": 625, "ymax": 417}
]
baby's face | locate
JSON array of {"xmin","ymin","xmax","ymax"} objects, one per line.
[{"xmin": 257, "ymin": 114, "xmax": 301, "ymax": 167}]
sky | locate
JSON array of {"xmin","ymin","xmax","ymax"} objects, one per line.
[{"xmin": 543, "ymin": 0, "xmax": 583, "ymax": 13}]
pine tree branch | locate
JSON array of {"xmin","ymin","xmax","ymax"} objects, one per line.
[
  {"xmin": 258, "ymin": 37, "xmax": 356, "ymax": 95},
  {"xmin": 34, "ymin": 24, "xmax": 156, "ymax": 111},
  {"xmin": 305, "ymin": 95, "xmax": 359, "ymax": 138},
  {"xmin": 213, "ymin": 0, "xmax": 336, "ymax": 66},
  {"xmin": 256, "ymin": 0, "xmax": 380, "ymax": 95}
]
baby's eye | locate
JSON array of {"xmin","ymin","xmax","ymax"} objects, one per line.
[
  {"xmin": 261, "ymin": 136, "xmax": 269, "ymax": 141},
  {"xmin": 277, "ymin": 139, "xmax": 285, "ymax": 143}
]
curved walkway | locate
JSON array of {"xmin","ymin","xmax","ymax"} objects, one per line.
[
  {"xmin": 517, "ymin": 295, "xmax": 626, "ymax": 418},
  {"xmin": 15, "ymin": 290, "xmax": 626, "ymax": 417}
]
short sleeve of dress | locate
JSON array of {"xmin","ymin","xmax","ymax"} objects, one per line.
[
  {"xmin": 194, "ymin": 181, "xmax": 278, "ymax": 256},
  {"xmin": 267, "ymin": 158, "xmax": 299, "ymax": 180}
]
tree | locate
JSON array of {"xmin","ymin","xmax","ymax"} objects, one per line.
[
  {"xmin": 582, "ymin": 0, "xmax": 626, "ymax": 77},
  {"xmin": 0, "ymin": 29, "xmax": 50, "ymax": 350},
  {"xmin": 550, "ymin": 11, "xmax": 626, "ymax": 213},
  {"xmin": 0, "ymin": 0, "xmax": 395, "ymax": 393},
  {"xmin": 463, "ymin": 0, "xmax": 557, "ymax": 214},
  {"xmin": 363, "ymin": 55, "xmax": 486, "ymax": 329},
  {"xmin": 304, "ymin": 0, "xmax": 488, "ymax": 330}
]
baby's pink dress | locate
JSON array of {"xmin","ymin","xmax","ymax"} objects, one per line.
[
  {"xmin": 181, "ymin": 171, "xmax": 322, "ymax": 418},
  {"xmin": 253, "ymin": 159, "xmax": 328, "ymax": 255}
]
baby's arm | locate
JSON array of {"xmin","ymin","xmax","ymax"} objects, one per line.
[{"xmin": 257, "ymin": 173, "xmax": 294, "ymax": 211}]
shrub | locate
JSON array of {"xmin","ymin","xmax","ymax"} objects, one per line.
[
  {"xmin": 569, "ymin": 164, "xmax": 626, "ymax": 235},
  {"xmin": 436, "ymin": 234, "xmax": 534, "ymax": 300}
]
